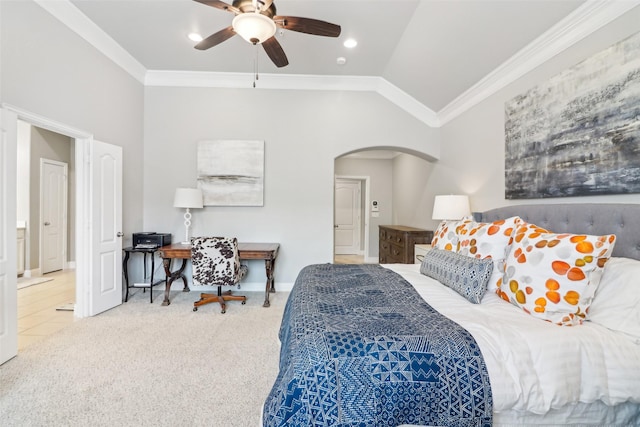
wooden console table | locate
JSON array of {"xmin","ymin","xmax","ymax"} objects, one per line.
[{"xmin": 158, "ymin": 242, "xmax": 280, "ymax": 308}]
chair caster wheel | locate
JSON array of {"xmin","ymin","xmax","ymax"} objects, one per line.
[
  {"xmin": 242, "ymin": 300, "xmax": 246, "ymax": 305},
  {"xmin": 221, "ymin": 310, "xmax": 226, "ymax": 314},
  {"xmin": 193, "ymin": 307, "xmax": 198, "ymax": 312}
]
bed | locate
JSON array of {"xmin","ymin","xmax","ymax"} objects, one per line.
[{"xmin": 263, "ymin": 203, "xmax": 640, "ymax": 426}]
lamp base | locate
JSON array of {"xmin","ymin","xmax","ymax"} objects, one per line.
[{"xmin": 183, "ymin": 208, "xmax": 192, "ymax": 245}]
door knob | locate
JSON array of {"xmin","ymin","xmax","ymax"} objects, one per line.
[
  {"xmin": 44, "ymin": 222, "xmax": 51, "ymax": 226},
  {"xmin": 117, "ymin": 232, "xmax": 124, "ymax": 237}
]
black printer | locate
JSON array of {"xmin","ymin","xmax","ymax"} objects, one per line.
[{"xmin": 132, "ymin": 232, "xmax": 172, "ymax": 249}]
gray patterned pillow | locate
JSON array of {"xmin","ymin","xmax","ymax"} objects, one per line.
[{"xmin": 420, "ymin": 248, "xmax": 494, "ymax": 304}]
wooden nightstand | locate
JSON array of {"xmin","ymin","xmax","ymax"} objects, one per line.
[{"xmin": 414, "ymin": 244, "xmax": 432, "ymax": 264}]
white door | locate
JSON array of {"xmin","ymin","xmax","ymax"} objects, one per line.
[
  {"xmin": 0, "ymin": 109, "xmax": 18, "ymax": 365},
  {"xmin": 334, "ymin": 179, "xmax": 361, "ymax": 255},
  {"xmin": 88, "ymin": 140, "xmax": 123, "ymax": 316},
  {"xmin": 41, "ymin": 159, "xmax": 67, "ymax": 274}
]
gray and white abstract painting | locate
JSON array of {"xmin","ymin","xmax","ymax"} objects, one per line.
[
  {"xmin": 505, "ymin": 31, "xmax": 640, "ymax": 199},
  {"xmin": 197, "ymin": 140, "xmax": 264, "ymax": 206}
]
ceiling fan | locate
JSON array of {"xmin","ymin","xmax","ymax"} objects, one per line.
[{"xmin": 193, "ymin": 0, "xmax": 341, "ymax": 68}]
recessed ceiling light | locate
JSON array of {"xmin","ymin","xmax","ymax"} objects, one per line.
[
  {"xmin": 343, "ymin": 39, "xmax": 357, "ymax": 48},
  {"xmin": 336, "ymin": 57, "xmax": 347, "ymax": 65},
  {"xmin": 188, "ymin": 32, "xmax": 203, "ymax": 42}
]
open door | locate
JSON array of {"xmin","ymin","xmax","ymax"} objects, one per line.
[
  {"xmin": 1, "ymin": 106, "xmax": 124, "ymax": 326},
  {"xmin": 88, "ymin": 140, "xmax": 123, "ymax": 315},
  {"xmin": 0, "ymin": 108, "xmax": 18, "ymax": 365}
]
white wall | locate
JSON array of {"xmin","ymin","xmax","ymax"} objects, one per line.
[
  {"xmin": 393, "ymin": 153, "xmax": 437, "ymax": 229},
  {"xmin": 6, "ymin": 0, "xmax": 635, "ymax": 294},
  {"xmin": 0, "ymin": 0, "xmax": 145, "ymax": 242},
  {"xmin": 423, "ymin": 7, "xmax": 640, "ymax": 231},
  {"xmin": 143, "ymin": 87, "xmax": 440, "ymax": 286}
]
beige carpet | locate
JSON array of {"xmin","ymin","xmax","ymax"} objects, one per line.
[{"xmin": 0, "ymin": 288, "xmax": 287, "ymax": 427}]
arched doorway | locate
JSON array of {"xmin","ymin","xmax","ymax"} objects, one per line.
[{"xmin": 334, "ymin": 149, "xmax": 436, "ymax": 264}]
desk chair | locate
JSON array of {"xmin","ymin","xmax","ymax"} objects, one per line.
[{"xmin": 191, "ymin": 237, "xmax": 248, "ymax": 314}]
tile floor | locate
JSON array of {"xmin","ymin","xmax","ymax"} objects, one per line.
[{"xmin": 17, "ymin": 269, "xmax": 76, "ymax": 351}]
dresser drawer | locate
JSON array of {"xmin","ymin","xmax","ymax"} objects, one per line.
[
  {"xmin": 383, "ymin": 229, "xmax": 405, "ymax": 246},
  {"xmin": 379, "ymin": 246, "xmax": 404, "ymax": 264}
]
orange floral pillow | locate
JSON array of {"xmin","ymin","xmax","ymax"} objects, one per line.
[
  {"xmin": 457, "ymin": 216, "xmax": 522, "ymax": 293},
  {"xmin": 500, "ymin": 223, "xmax": 616, "ymax": 326},
  {"xmin": 431, "ymin": 218, "xmax": 473, "ymax": 251}
]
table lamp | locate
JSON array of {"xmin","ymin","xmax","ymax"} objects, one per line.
[
  {"xmin": 432, "ymin": 195, "xmax": 471, "ymax": 220},
  {"xmin": 173, "ymin": 188, "xmax": 203, "ymax": 244}
]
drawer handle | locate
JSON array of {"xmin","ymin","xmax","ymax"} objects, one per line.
[{"xmin": 416, "ymin": 255, "xmax": 425, "ymax": 262}]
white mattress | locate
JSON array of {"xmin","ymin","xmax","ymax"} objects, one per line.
[{"xmin": 386, "ymin": 263, "xmax": 640, "ymax": 426}]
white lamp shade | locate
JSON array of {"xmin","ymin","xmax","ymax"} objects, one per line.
[
  {"xmin": 232, "ymin": 12, "xmax": 276, "ymax": 44},
  {"xmin": 173, "ymin": 188, "xmax": 203, "ymax": 209},
  {"xmin": 432, "ymin": 195, "xmax": 471, "ymax": 220}
]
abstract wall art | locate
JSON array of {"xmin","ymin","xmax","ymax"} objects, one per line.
[
  {"xmin": 505, "ymin": 31, "xmax": 640, "ymax": 199},
  {"xmin": 197, "ymin": 140, "xmax": 264, "ymax": 206}
]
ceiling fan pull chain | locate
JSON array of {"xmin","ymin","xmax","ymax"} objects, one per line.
[{"xmin": 253, "ymin": 44, "xmax": 259, "ymax": 88}]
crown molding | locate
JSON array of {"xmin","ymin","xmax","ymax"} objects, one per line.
[
  {"xmin": 145, "ymin": 70, "xmax": 378, "ymax": 90},
  {"xmin": 437, "ymin": 0, "xmax": 640, "ymax": 126},
  {"xmin": 34, "ymin": 0, "xmax": 147, "ymax": 83},
  {"xmin": 376, "ymin": 79, "xmax": 440, "ymax": 127},
  {"xmin": 145, "ymin": 70, "xmax": 440, "ymax": 127}
]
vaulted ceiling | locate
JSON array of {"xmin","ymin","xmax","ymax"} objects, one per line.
[{"xmin": 51, "ymin": 0, "xmax": 635, "ymax": 124}]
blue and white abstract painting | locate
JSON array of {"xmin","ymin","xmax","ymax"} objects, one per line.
[
  {"xmin": 197, "ymin": 140, "xmax": 264, "ymax": 206},
  {"xmin": 505, "ymin": 31, "xmax": 640, "ymax": 199}
]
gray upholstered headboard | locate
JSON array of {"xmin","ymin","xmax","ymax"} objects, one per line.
[{"xmin": 474, "ymin": 203, "xmax": 640, "ymax": 261}]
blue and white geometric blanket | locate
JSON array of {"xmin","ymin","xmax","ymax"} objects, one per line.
[{"xmin": 263, "ymin": 264, "xmax": 492, "ymax": 427}]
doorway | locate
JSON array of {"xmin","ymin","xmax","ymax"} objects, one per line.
[
  {"xmin": 333, "ymin": 176, "xmax": 369, "ymax": 264},
  {"xmin": 17, "ymin": 122, "xmax": 75, "ymax": 277},
  {"xmin": 3, "ymin": 105, "xmax": 124, "ymax": 363},
  {"xmin": 334, "ymin": 178, "xmax": 364, "ymax": 255},
  {"xmin": 16, "ymin": 122, "xmax": 76, "ymax": 350}
]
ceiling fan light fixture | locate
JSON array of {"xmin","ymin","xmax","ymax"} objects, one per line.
[{"xmin": 232, "ymin": 12, "xmax": 276, "ymax": 45}]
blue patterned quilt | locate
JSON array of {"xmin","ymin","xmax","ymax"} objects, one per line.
[{"xmin": 263, "ymin": 264, "xmax": 492, "ymax": 427}]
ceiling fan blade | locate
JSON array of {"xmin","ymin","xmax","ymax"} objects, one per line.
[
  {"xmin": 262, "ymin": 37, "xmax": 289, "ymax": 68},
  {"xmin": 195, "ymin": 26, "xmax": 236, "ymax": 50},
  {"xmin": 193, "ymin": 0, "xmax": 240, "ymax": 14},
  {"xmin": 274, "ymin": 16, "xmax": 341, "ymax": 37}
]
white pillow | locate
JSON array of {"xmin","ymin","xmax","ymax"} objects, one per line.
[
  {"xmin": 588, "ymin": 257, "xmax": 640, "ymax": 342},
  {"xmin": 500, "ymin": 222, "xmax": 616, "ymax": 326}
]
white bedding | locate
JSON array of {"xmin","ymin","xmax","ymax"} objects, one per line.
[{"xmin": 385, "ymin": 263, "xmax": 640, "ymax": 424}]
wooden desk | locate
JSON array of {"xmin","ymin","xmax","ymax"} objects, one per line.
[{"xmin": 158, "ymin": 242, "xmax": 280, "ymax": 308}]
